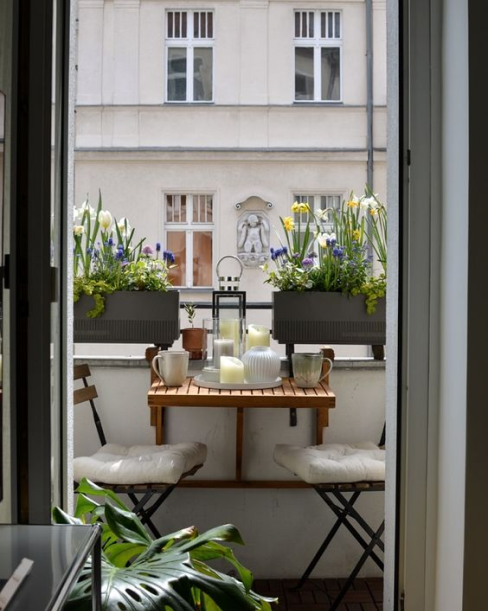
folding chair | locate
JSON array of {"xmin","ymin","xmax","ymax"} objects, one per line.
[
  {"xmin": 73, "ymin": 364, "xmax": 207, "ymax": 538},
  {"xmin": 273, "ymin": 426, "xmax": 385, "ymax": 611}
]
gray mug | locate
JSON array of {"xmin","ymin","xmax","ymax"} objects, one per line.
[{"xmin": 292, "ymin": 353, "xmax": 333, "ymax": 388}]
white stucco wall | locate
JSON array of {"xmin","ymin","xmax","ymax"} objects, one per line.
[{"xmin": 74, "ymin": 358, "xmax": 385, "ymax": 578}]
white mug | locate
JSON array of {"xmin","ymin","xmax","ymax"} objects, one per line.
[
  {"xmin": 292, "ymin": 353, "xmax": 334, "ymax": 388},
  {"xmin": 151, "ymin": 350, "xmax": 189, "ymax": 386}
]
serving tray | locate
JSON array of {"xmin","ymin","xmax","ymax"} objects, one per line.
[{"xmin": 193, "ymin": 375, "xmax": 283, "ymax": 390}]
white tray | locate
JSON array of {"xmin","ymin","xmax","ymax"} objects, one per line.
[{"xmin": 193, "ymin": 375, "xmax": 283, "ymax": 390}]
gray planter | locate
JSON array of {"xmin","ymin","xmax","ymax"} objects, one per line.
[
  {"xmin": 74, "ymin": 291, "xmax": 180, "ymax": 344},
  {"xmin": 272, "ymin": 292, "xmax": 386, "ymax": 345}
]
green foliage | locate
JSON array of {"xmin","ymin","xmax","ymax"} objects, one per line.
[
  {"xmin": 262, "ymin": 185, "xmax": 387, "ymax": 313},
  {"xmin": 53, "ymin": 479, "xmax": 276, "ymax": 611},
  {"xmin": 184, "ymin": 302, "xmax": 197, "ymax": 328},
  {"xmin": 73, "ymin": 191, "xmax": 176, "ymax": 317}
]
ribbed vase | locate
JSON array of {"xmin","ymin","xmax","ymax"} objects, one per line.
[{"xmin": 241, "ymin": 346, "xmax": 281, "ymax": 383}]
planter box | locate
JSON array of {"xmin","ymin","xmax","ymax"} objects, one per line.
[
  {"xmin": 74, "ymin": 291, "xmax": 180, "ymax": 344},
  {"xmin": 272, "ymin": 292, "xmax": 386, "ymax": 345}
]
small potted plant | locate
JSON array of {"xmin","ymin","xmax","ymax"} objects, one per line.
[{"xmin": 181, "ymin": 302, "xmax": 206, "ymax": 360}]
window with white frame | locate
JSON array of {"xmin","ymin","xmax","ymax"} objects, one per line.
[
  {"xmin": 293, "ymin": 193, "xmax": 342, "ymax": 235},
  {"xmin": 165, "ymin": 10, "xmax": 214, "ymax": 102},
  {"xmin": 294, "ymin": 10, "xmax": 342, "ymax": 102},
  {"xmin": 164, "ymin": 193, "xmax": 214, "ymax": 288}
]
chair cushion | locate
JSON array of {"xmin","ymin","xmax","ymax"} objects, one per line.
[
  {"xmin": 274, "ymin": 442, "xmax": 385, "ymax": 484},
  {"xmin": 74, "ymin": 442, "xmax": 207, "ymax": 485}
]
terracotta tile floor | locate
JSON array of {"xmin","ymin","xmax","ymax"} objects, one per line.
[{"xmin": 253, "ymin": 578, "xmax": 383, "ymax": 611}]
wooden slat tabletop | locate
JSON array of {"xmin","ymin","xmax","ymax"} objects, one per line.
[{"xmin": 147, "ymin": 377, "xmax": 335, "ymax": 409}]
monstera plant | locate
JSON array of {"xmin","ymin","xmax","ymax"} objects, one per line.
[{"xmin": 53, "ymin": 479, "xmax": 275, "ymax": 611}]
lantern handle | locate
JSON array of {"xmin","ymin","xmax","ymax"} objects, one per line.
[{"xmin": 216, "ymin": 256, "xmax": 244, "ymax": 280}]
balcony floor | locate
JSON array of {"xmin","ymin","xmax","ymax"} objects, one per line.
[{"xmin": 254, "ymin": 578, "xmax": 383, "ymax": 611}]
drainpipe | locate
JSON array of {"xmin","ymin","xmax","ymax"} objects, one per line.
[{"xmin": 366, "ymin": 0, "xmax": 373, "ymax": 188}]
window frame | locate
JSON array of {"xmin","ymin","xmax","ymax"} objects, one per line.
[
  {"xmin": 165, "ymin": 9, "xmax": 215, "ymax": 104},
  {"xmin": 163, "ymin": 191, "xmax": 215, "ymax": 289},
  {"xmin": 293, "ymin": 9, "xmax": 343, "ymax": 103}
]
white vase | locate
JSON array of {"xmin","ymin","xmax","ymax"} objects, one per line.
[{"xmin": 241, "ymin": 346, "xmax": 281, "ymax": 383}]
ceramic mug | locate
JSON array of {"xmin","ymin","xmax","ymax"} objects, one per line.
[
  {"xmin": 291, "ymin": 353, "xmax": 334, "ymax": 388},
  {"xmin": 151, "ymin": 350, "xmax": 189, "ymax": 386}
]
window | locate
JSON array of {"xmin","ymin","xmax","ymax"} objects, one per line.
[
  {"xmin": 294, "ymin": 10, "xmax": 342, "ymax": 102},
  {"xmin": 166, "ymin": 10, "xmax": 214, "ymax": 102},
  {"xmin": 164, "ymin": 193, "xmax": 214, "ymax": 287},
  {"xmin": 293, "ymin": 193, "xmax": 342, "ymax": 231}
]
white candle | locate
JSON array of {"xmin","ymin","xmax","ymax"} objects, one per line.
[
  {"xmin": 247, "ymin": 324, "xmax": 270, "ymax": 350},
  {"xmin": 213, "ymin": 338, "xmax": 234, "ymax": 367},
  {"xmin": 220, "ymin": 356, "xmax": 245, "ymax": 384},
  {"xmin": 219, "ymin": 318, "xmax": 241, "ymax": 356}
]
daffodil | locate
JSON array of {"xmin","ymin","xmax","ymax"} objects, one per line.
[
  {"xmin": 283, "ymin": 217, "xmax": 295, "ymax": 232},
  {"xmin": 291, "ymin": 201, "xmax": 300, "ymax": 213},
  {"xmin": 346, "ymin": 195, "xmax": 360, "ymax": 208},
  {"xmin": 98, "ymin": 210, "xmax": 113, "ymax": 230},
  {"xmin": 117, "ymin": 217, "xmax": 132, "ymax": 237},
  {"xmin": 352, "ymin": 229, "xmax": 361, "ymax": 241},
  {"xmin": 73, "ymin": 225, "xmax": 85, "ymax": 236}
]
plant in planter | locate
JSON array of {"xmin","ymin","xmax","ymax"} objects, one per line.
[
  {"xmin": 181, "ymin": 302, "xmax": 206, "ymax": 360},
  {"xmin": 73, "ymin": 192, "xmax": 180, "ymax": 344},
  {"xmin": 262, "ymin": 186, "xmax": 387, "ymax": 346},
  {"xmin": 53, "ymin": 478, "xmax": 275, "ymax": 611}
]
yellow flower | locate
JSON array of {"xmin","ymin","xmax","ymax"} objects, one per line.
[
  {"xmin": 73, "ymin": 225, "xmax": 85, "ymax": 236},
  {"xmin": 291, "ymin": 201, "xmax": 300, "ymax": 213},
  {"xmin": 352, "ymin": 229, "xmax": 361, "ymax": 241},
  {"xmin": 283, "ymin": 217, "xmax": 295, "ymax": 232},
  {"xmin": 370, "ymin": 208, "xmax": 378, "ymax": 216},
  {"xmin": 346, "ymin": 199, "xmax": 359, "ymax": 208},
  {"xmin": 298, "ymin": 202, "xmax": 310, "ymax": 213}
]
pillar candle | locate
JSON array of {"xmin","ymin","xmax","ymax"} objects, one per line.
[
  {"xmin": 247, "ymin": 324, "xmax": 270, "ymax": 350},
  {"xmin": 218, "ymin": 318, "xmax": 241, "ymax": 356},
  {"xmin": 213, "ymin": 338, "xmax": 234, "ymax": 367},
  {"xmin": 220, "ymin": 356, "xmax": 245, "ymax": 384}
]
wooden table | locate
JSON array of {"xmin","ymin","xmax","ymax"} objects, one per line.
[{"xmin": 147, "ymin": 376, "xmax": 335, "ymax": 487}]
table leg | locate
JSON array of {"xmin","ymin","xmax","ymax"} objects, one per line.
[
  {"xmin": 316, "ymin": 408, "xmax": 328, "ymax": 445},
  {"xmin": 236, "ymin": 407, "xmax": 244, "ymax": 482},
  {"xmin": 156, "ymin": 406, "xmax": 165, "ymax": 445}
]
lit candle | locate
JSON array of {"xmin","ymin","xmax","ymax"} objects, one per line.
[
  {"xmin": 219, "ymin": 318, "xmax": 241, "ymax": 356},
  {"xmin": 220, "ymin": 356, "xmax": 245, "ymax": 384},
  {"xmin": 247, "ymin": 324, "xmax": 270, "ymax": 350},
  {"xmin": 213, "ymin": 338, "xmax": 234, "ymax": 367}
]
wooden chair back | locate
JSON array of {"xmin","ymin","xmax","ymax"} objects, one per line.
[{"xmin": 73, "ymin": 364, "xmax": 107, "ymax": 446}]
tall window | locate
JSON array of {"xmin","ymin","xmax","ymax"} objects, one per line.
[
  {"xmin": 164, "ymin": 193, "xmax": 214, "ymax": 287},
  {"xmin": 166, "ymin": 10, "xmax": 214, "ymax": 102},
  {"xmin": 294, "ymin": 10, "xmax": 342, "ymax": 102}
]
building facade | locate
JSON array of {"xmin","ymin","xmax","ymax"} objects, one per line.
[{"xmin": 74, "ymin": 0, "xmax": 386, "ymax": 306}]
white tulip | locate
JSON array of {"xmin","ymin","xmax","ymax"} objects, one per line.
[
  {"xmin": 98, "ymin": 210, "xmax": 113, "ymax": 230},
  {"xmin": 73, "ymin": 225, "xmax": 85, "ymax": 236}
]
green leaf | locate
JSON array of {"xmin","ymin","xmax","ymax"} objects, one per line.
[
  {"xmin": 105, "ymin": 503, "xmax": 152, "ymax": 546},
  {"xmin": 75, "ymin": 478, "xmax": 131, "ymax": 511}
]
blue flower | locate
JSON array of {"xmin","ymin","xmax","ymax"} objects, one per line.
[
  {"xmin": 163, "ymin": 250, "xmax": 175, "ymax": 264},
  {"xmin": 156, "ymin": 242, "xmax": 161, "ymax": 252},
  {"xmin": 301, "ymin": 257, "xmax": 314, "ymax": 268}
]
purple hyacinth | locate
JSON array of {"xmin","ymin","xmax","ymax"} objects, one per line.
[
  {"xmin": 156, "ymin": 242, "xmax": 161, "ymax": 252},
  {"xmin": 142, "ymin": 245, "xmax": 154, "ymax": 255},
  {"xmin": 301, "ymin": 257, "xmax": 314, "ymax": 268}
]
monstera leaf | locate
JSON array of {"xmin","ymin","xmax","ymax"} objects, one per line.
[{"xmin": 53, "ymin": 479, "xmax": 276, "ymax": 611}]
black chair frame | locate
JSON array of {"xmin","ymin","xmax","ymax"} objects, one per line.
[
  {"xmin": 74, "ymin": 364, "xmax": 201, "ymax": 538},
  {"xmin": 293, "ymin": 425, "xmax": 386, "ymax": 611}
]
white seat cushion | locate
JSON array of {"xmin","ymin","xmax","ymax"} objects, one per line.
[
  {"xmin": 274, "ymin": 442, "xmax": 385, "ymax": 484},
  {"xmin": 74, "ymin": 442, "xmax": 207, "ymax": 485}
]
